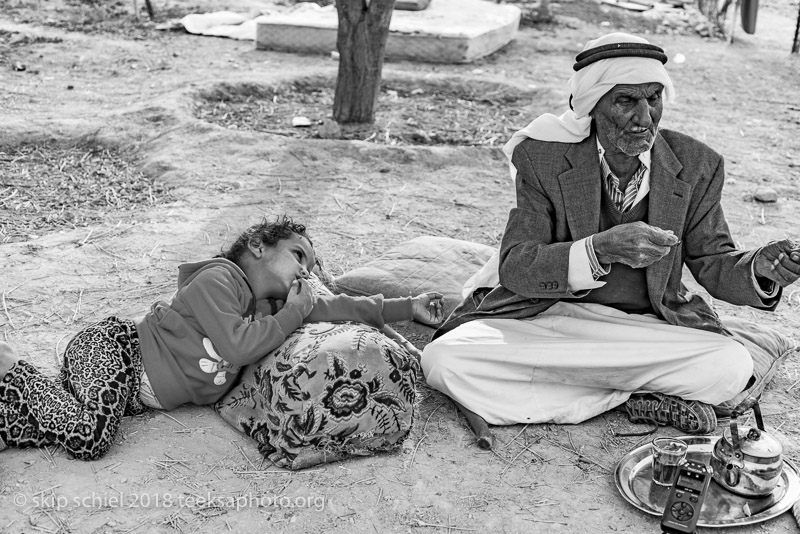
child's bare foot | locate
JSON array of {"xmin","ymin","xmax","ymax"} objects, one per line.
[{"xmin": 0, "ymin": 341, "xmax": 20, "ymax": 381}]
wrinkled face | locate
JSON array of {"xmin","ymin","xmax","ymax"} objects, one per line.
[
  {"xmin": 591, "ymin": 82, "xmax": 664, "ymax": 157},
  {"xmin": 257, "ymin": 233, "xmax": 316, "ymax": 299}
]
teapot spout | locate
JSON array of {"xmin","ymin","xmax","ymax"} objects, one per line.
[{"xmin": 725, "ymin": 464, "xmax": 741, "ymax": 487}]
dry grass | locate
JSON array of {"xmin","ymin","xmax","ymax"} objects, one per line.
[
  {"xmin": 193, "ymin": 76, "xmax": 553, "ymax": 147},
  {"xmin": 0, "ymin": 142, "xmax": 172, "ymax": 243}
]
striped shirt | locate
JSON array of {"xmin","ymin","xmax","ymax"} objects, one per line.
[{"xmin": 598, "ymin": 148, "xmax": 648, "ymax": 213}]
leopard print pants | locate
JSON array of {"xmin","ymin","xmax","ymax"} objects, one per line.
[{"xmin": 0, "ymin": 317, "xmax": 147, "ymax": 460}]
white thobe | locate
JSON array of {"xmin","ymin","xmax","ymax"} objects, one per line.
[{"xmin": 421, "ymin": 301, "xmax": 753, "ymax": 425}]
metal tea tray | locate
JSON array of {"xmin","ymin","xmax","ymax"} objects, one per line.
[{"xmin": 615, "ymin": 435, "xmax": 800, "ymax": 527}]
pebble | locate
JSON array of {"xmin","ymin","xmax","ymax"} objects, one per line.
[
  {"xmin": 317, "ymin": 118, "xmax": 341, "ymax": 139},
  {"xmin": 753, "ymin": 187, "xmax": 778, "ymax": 203},
  {"xmin": 411, "ymin": 130, "xmax": 431, "ymax": 144},
  {"xmin": 10, "ymin": 33, "xmax": 32, "ymax": 45}
]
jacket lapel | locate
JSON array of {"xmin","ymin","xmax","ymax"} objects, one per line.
[
  {"xmin": 646, "ymin": 133, "xmax": 690, "ymax": 302},
  {"xmin": 559, "ymin": 136, "xmax": 602, "ymax": 240}
]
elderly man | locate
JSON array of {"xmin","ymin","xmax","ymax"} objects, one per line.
[{"xmin": 421, "ymin": 32, "xmax": 799, "ymax": 435}]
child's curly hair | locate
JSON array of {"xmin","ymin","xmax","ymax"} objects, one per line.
[
  {"xmin": 219, "ymin": 215, "xmax": 336, "ymax": 291},
  {"xmin": 220, "ymin": 215, "xmax": 311, "ymax": 264}
]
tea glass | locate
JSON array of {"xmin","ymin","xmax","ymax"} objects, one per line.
[{"xmin": 652, "ymin": 437, "xmax": 688, "ymax": 487}]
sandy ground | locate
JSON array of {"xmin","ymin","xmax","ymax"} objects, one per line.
[{"xmin": 1, "ymin": 0, "xmax": 800, "ymax": 532}]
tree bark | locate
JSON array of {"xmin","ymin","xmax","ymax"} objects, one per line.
[
  {"xmin": 792, "ymin": 0, "xmax": 800, "ymax": 53},
  {"xmin": 333, "ymin": 0, "xmax": 396, "ymax": 124},
  {"xmin": 696, "ymin": 0, "xmax": 733, "ymax": 36}
]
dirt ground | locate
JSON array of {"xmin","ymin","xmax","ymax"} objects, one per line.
[{"xmin": 1, "ymin": 0, "xmax": 800, "ymax": 532}]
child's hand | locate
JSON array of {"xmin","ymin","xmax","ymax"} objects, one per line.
[
  {"xmin": 255, "ymin": 298, "xmax": 285, "ymax": 318},
  {"xmin": 411, "ymin": 292, "xmax": 444, "ymax": 325},
  {"xmin": 398, "ymin": 337, "xmax": 423, "ymax": 361},
  {"xmin": 382, "ymin": 325, "xmax": 422, "ymax": 361},
  {"xmin": 285, "ymin": 278, "xmax": 314, "ymax": 318}
]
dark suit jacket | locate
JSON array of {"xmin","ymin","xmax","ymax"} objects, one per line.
[{"xmin": 433, "ymin": 128, "xmax": 780, "ymax": 339}]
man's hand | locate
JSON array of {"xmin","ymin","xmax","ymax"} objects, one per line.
[
  {"xmin": 284, "ymin": 278, "xmax": 314, "ymax": 318},
  {"xmin": 753, "ymin": 239, "xmax": 800, "ymax": 287},
  {"xmin": 593, "ymin": 221, "xmax": 679, "ymax": 269},
  {"xmin": 411, "ymin": 292, "xmax": 445, "ymax": 325}
]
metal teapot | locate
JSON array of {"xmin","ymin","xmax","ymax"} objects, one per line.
[{"xmin": 710, "ymin": 403, "xmax": 783, "ymax": 497}]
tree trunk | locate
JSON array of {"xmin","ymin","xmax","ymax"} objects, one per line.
[
  {"xmin": 792, "ymin": 0, "xmax": 800, "ymax": 53},
  {"xmin": 333, "ymin": 0, "xmax": 396, "ymax": 124},
  {"xmin": 696, "ymin": 0, "xmax": 733, "ymax": 36}
]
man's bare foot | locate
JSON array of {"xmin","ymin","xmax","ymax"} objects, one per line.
[{"xmin": 0, "ymin": 341, "xmax": 20, "ymax": 381}]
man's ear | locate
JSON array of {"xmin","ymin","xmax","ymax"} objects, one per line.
[{"xmin": 247, "ymin": 240, "xmax": 264, "ymax": 258}]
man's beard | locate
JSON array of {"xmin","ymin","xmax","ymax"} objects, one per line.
[{"xmin": 618, "ymin": 129, "xmax": 657, "ymax": 156}]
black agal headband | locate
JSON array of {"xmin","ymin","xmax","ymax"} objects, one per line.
[{"xmin": 573, "ymin": 42, "xmax": 668, "ymax": 72}]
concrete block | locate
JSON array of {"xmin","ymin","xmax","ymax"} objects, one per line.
[
  {"xmin": 255, "ymin": 0, "xmax": 521, "ymax": 63},
  {"xmin": 395, "ymin": 0, "xmax": 432, "ymax": 10}
]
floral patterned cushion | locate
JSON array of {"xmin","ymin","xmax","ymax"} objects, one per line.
[{"xmin": 215, "ymin": 320, "xmax": 420, "ymax": 470}]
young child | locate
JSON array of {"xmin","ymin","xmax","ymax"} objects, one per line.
[{"xmin": 0, "ymin": 215, "xmax": 443, "ymax": 460}]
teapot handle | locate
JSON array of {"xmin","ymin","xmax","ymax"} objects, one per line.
[
  {"xmin": 731, "ymin": 401, "xmax": 766, "ymax": 443},
  {"xmin": 753, "ymin": 401, "xmax": 766, "ymax": 432},
  {"xmin": 730, "ymin": 412, "xmax": 741, "ymax": 450}
]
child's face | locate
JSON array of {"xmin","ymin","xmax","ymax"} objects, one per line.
[{"xmin": 256, "ymin": 233, "xmax": 316, "ymax": 299}]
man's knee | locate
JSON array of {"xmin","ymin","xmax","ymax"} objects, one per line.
[
  {"xmin": 693, "ymin": 337, "xmax": 753, "ymax": 402},
  {"xmin": 420, "ymin": 340, "xmax": 457, "ymax": 381},
  {"xmin": 717, "ymin": 338, "xmax": 753, "ymax": 387}
]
